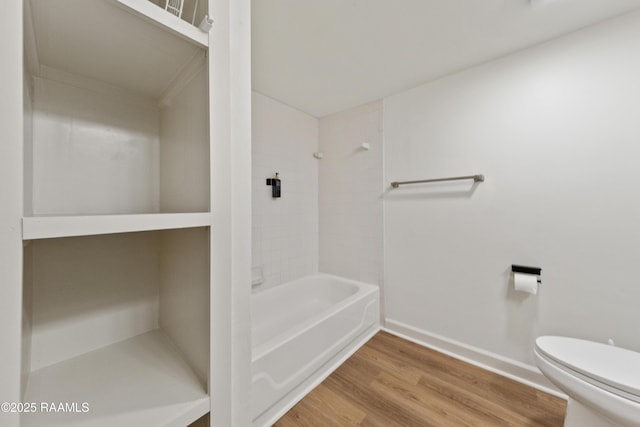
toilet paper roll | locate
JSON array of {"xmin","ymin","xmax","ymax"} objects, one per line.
[{"xmin": 514, "ymin": 272, "xmax": 538, "ymax": 295}]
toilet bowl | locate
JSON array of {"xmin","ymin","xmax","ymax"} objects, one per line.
[{"xmin": 534, "ymin": 336, "xmax": 640, "ymax": 427}]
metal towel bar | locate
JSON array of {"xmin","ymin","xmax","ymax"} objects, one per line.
[{"xmin": 390, "ymin": 174, "xmax": 484, "ymax": 188}]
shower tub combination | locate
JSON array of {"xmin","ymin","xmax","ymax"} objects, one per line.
[{"xmin": 251, "ymin": 273, "xmax": 380, "ymax": 426}]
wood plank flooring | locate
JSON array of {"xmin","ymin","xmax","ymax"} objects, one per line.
[{"xmin": 274, "ymin": 331, "xmax": 566, "ymax": 426}]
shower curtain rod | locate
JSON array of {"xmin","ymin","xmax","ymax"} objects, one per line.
[{"xmin": 390, "ymin": 174, "xmax": 484, "ymax": 188}]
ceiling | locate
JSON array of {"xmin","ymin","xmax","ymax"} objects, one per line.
[{"xmin": 252, "ymin": 0, "xmax": 640, "ymax": 118}]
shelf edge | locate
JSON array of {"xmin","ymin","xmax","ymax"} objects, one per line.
[
  {"xmin": 113, "ymin": 0, "xmax": 209, "ymax": 48},
  {"xmin": 22, "ymin": 213, "xmax": 212, "ymax": 240}
]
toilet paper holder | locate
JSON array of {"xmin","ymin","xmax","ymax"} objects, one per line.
[{"xmin": 511, "ymin": 265, "xmax": 542, "ymax": 284}]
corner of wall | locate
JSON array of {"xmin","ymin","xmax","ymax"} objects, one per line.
[{"xmin": 318, "ymin": 100, "xmax": 384, "ymax": 287}]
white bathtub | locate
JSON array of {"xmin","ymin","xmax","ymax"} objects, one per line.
[{"xmin": 251, "ymin": 273, "xmax": 380, "ymax": 426}]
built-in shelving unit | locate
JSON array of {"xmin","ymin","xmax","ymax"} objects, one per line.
[{"xmin": 19, "ymin": 1, "xmax": 213, "ymax": 426}]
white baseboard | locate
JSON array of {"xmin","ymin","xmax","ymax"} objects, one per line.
[{"xmin": 384, "ymin": 319, "xmax": 567, "ymax": 400}]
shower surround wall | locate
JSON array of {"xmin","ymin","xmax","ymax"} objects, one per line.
[
  {"xmin": 251, "ymin": 95, "xmax": 382, "ymax": 292},
  {"xmin": 251, "ymin": 92, "xmax": 319, "ymax": 290},
  {"xmin": 319, "ymin": 101, "xmax": 384, "ymax": 288},
  {"xmin": 383, "ymin": 8, "xmax": 640, "ymax": 382}
]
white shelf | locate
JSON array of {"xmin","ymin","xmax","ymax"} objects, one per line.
[
  {"xmin": 27, "ymin": 0, "xmax": 206, "ymax": 101},
  {"xmin": 23, "ymin": 330, "xmax": 209, "ymax": 427},
  {"xmin": 22, "ymin": 213, "xmax": 211, "ymax": 240}
]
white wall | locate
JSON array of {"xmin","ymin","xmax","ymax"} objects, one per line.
[
  {"xmin": 384, "ymin": 9, "xmax": 640, "ymax": 366},
  {"xmin": 31, "ymin": 77, "xmax": 159, "ymax": 215},
  {"xmin": 251, "ymin": 92, "xmax": 319, "ymax": 291},
  {"xmin": 159, "ymin": 227, "xmax": 210, "ymax": 385},
  {"xmin": 319, "ymin": 101, "xmax": 384, "ymax": 287},
  {"xmin": 160, "ymin": 66, "xmax": 209, "ymax": 213},
  {"xmin": 29, "ymin": 233, "xmax": 160, "ymax": 370}
]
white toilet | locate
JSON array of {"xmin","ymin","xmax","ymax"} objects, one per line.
[{"xmin": 534, "ymin": 336, "xmax": 640, "ymax": 427}]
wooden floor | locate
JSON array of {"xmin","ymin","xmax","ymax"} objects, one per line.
[{"xmin": 274, "ymin": 331, "xmax": 566, "ymax": 427}]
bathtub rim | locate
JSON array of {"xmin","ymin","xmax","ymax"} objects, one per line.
[{"xmin": 251, "ymin": 273, "xmax": 378, "ymax": 362}]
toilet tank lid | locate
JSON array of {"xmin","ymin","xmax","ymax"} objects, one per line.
[{"xmin": 536, "ymin": 336, "xmax": 640, "ymax": 399}]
